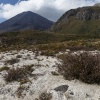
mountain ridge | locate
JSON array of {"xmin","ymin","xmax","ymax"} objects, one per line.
[{"xmin": 50, "ymin": 6, "xmax": 100, "ymax": 34}]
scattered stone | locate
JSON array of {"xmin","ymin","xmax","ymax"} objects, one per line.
[{"xmin": 54, "ymin": 85, "xmax": 69, "ymax": 93}]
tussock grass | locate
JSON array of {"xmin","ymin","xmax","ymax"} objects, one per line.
[
  {"xmin": 4, "ymin": 65, "xmax": 34, "ymax": 82},
  {"xmin": 5, "ymin": 58, "xmax": 20, "ymax": 65},
  {"xmin": 39, "ymin": 92, "xmax": 52, "ymax": 100}
]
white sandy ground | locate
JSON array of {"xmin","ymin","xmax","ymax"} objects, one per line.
[{"xmin": 0, "ymin": 49, "xmax": 100, "ymax": 100}]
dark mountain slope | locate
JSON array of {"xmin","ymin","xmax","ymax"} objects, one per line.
[
  {"xmin": 0, "ymin": 11, "xmax": 53, "ymax": 33},
  {"xmin": 51, "ymin": 6, "xmax": 100, "ymax": 34}
]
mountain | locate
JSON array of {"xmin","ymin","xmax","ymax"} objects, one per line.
[
  {"xmin": 50, "ymin": 6, "xmax": 100, "ymax": 34},
  {"xmin": 0, "ymin": 11, "xmax": 54, "ymax": 33},
  {"xmin": 94, "ymin": 3, "xmax": 100, "ymax": 7}
]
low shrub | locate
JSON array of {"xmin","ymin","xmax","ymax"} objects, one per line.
[
  {"xmin": 5, "ymin": 58, "xmax": 20, "ymax": 65},
  {"xmin": 39, "ymin": 92, "xmax": 52, "ymax": 100},
  {"xmin": 16, "ymin": 85, "xmax": 29, "ymax": 98},
  {"xmin": 40, "ymin": 50, "xmax": 55, "ymax": 56},
  {"xmin": 4, "ymin": 65, "xmax": 34, "ymax": 82},
  {"xmin": 16, "ymin": 55, "xmax": 22, "ymax": 58},
  {"xmin": 58, "ymin": 52, "xmax": 100, "ymax": 84},
  {"xmin": 51, "ymin": 71, "xmax": 59, "ymax": 76}
]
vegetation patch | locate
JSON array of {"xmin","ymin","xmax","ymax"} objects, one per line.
[
  {"xmin": 4, "ymin": 65, "xmax": 34, "ymax": 82},
  {"xmin": 39, "ymin": 92, "xmax": 52, "ymax": 100},
  {"xmin": 0, "ymin": 66, "xmax": 9, "ymax": 72},
  {"xmin": 5, "ymin": 58, "xmax": 20, "ymax": 65},
  {"xmin": 16, "ymin": 85, "xmax": 29, "ymax": 98},
  {"xmin": 58, "ymin": 52, "xmax": 100, "ymax": 84},
  {"xmin": 0, "ymin": 30, "xmax": 100, "ymax": 52},
  {"xmin": 16, "ymin": 55, "xmax": 22, "ymax": 58},
  {"xmin": 51, "ymin": 71, "xmax": 59, "ymax": 76}
]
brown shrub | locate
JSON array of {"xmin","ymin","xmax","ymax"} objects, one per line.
[
  {"xmin": 5, "ymin": 58, "xmax": 20, "ymax": 65},
  {"xmin": 16, "ymin": 55, "xmax": 22, "ymax": 58},
  {"xmin": 39, "ymin": 92, "xmax": 52, "ymax": 100},
  {"xmin": 40, "ymin": 50, "xmax": 55, "ymax": 56},
  {"xmin": 4, "ymin": 65, "xmax": 34, "ymax": 82},
  {"xmin": 58, "ymin": 52, "xmax": 100, "ymax": 84},
  {"xmin": 51, "ymin": 71, "xmax": 59, "ymax": 76},
  {"xmin": 16, "ymin": 85, "xmax": 29, "ymax": 98}
]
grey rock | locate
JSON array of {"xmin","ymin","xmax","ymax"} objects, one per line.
[{"xmin": 54, "ymin": 85, "xmax": 69, "ymax": 93}]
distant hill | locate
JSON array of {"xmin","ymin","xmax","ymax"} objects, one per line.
[
  {"xmin": 50, "ymin": 6, "xmax": 100, "ymax": 34},
  {"xmin": 94, "ymin": 3, "xmax": 100, "ymax": 7},
  {"xmin": 0, "ymin": 11, "xmax": 54, "ymax": 33}
]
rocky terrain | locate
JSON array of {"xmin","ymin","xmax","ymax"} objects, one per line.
[{"xmin": 0, "ymin": 49, "xmax": 100, "ymax": 100}]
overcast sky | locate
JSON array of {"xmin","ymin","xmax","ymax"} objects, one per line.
[{"xmin": 0, "ymin": 0, "xmax": 100, "ymax": 22}]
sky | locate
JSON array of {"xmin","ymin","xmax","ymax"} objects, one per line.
[
  {"xmin": 0, "ymin": 0, "xmax": 18, "ymax": 5},
  {"xmin": 0, "ymin": 0, "xmax": 100, "ymax": 23}
]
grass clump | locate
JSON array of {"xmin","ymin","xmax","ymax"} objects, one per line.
[
  {"xmin": 58, "ymin": 52, "xmax": 100, "ymax": 84},
  {"xmin": 16, "ymin": 85, "xmax": 29, "ymax": 98},
  {"xmin": 40, "ymin": 50, "xmax": 56, "ymax": 56},
  {"xmin": 16, "ymin": 86, "xmax": 25, "ymax": 98},
  {"xmin": 4, "ymin": 65, "xmax": 34, "ymax": 82},
  {"xmin": 5, "ymin": 58, "xmax": 20, "ymax": 65},
  {"xmin": 39, "ymin": 92, "xmax": 52, "ymax": 100},
  {"xmin": 16, "ymin": 55, "xmax": 22, "ymax": 58}
]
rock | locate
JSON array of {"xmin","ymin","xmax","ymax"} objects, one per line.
[
  {"xmin": 64, "ymin": 90, "xmax": 74, "ymax": 99},
  {"xmin": 70, "ymin": 92, "xmax": 74, "ymax": 95},
  {"xmin": 76, "ymin": 8, "xmax": 93, "ymax": 21},
  {"xmin": 54, "ymin": 85, "xmax": 69, "ymax": 93}
]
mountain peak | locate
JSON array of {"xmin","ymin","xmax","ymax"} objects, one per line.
[
  {"xmin": 22, "ymin": 11, "xmax": 35, "ymax": 15},
  {"xmin": 0, "ymin": 11, "xmax": 53, "ymax": 33},
  {"xmin": 23, "ymin": 11, "xmax": 32, "ymax": 13}
]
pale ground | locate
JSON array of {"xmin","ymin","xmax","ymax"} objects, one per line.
[{"xmin": 0, "ymin": 49, "xmax": 100, "ymax": 100}]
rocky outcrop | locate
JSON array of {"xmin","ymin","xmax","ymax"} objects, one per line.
[
  {"xmin": 59, "ymin": 7, "xmax": 100, "ymax": 22},
  {"xmin": 76, "ymin": 8, "xmax": 100, "ymax": 20}
]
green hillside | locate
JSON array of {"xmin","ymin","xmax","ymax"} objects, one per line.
[{"xmin": 51, "ymin": 6, "xmax": 100, "ymax": 34}]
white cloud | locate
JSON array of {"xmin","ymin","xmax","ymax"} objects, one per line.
[{"xmin": 0, "ymin": 0, "xmax": 99, "ymax": 21}]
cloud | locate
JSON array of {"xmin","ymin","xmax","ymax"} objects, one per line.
[{"xmin": 0, "ymin": 0, "xmax": 99, "ymax": 22}]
